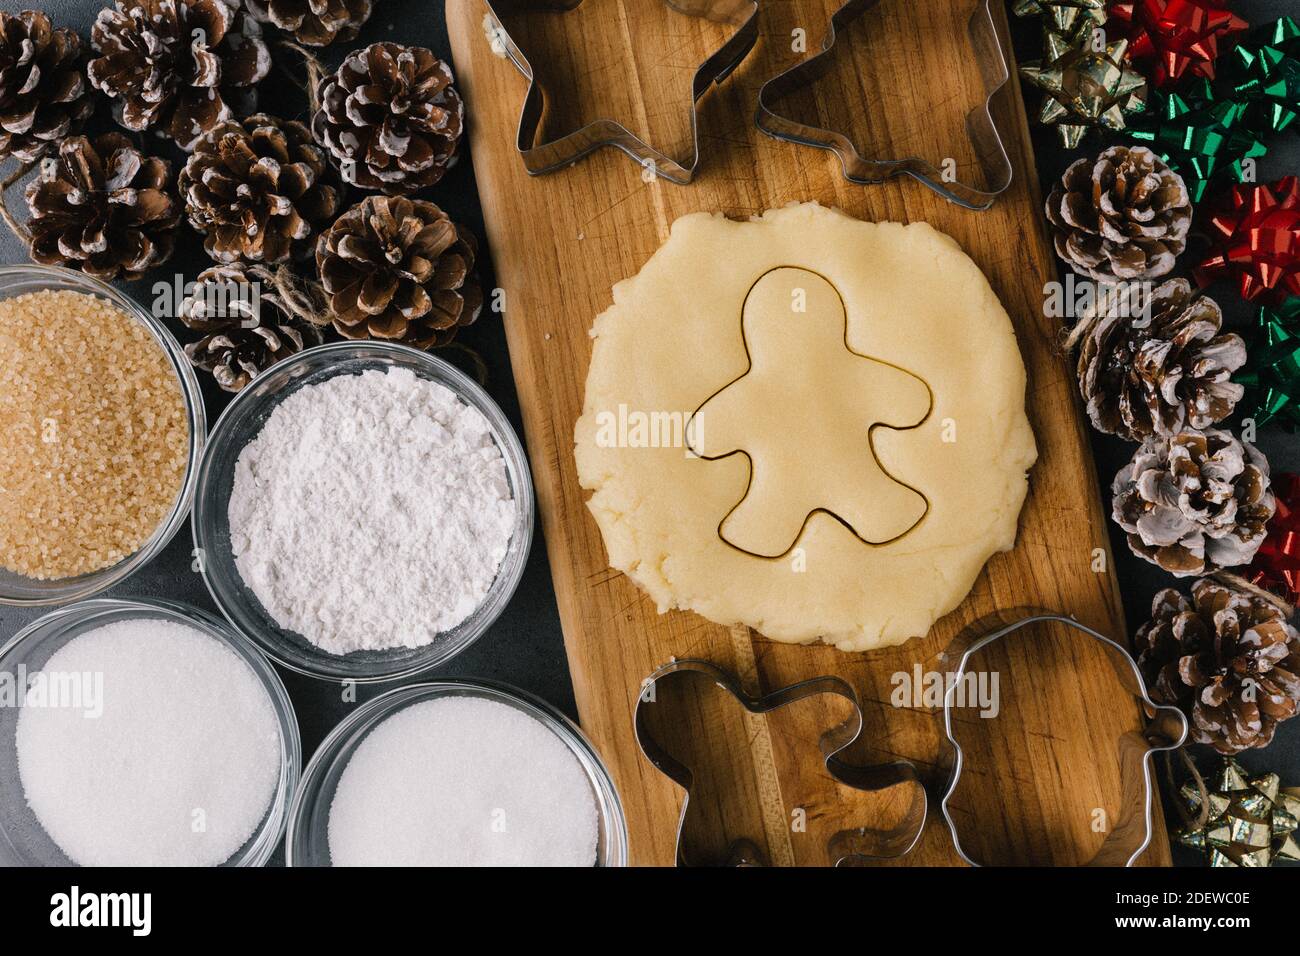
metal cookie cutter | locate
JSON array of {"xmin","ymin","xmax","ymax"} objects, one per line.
[
  {"xmin": 938, "ymin": 612, "xmax": 1189, "ymax": 867},
  {"xmin": 634, "ymin": 659, "xmax": 927, "ymax": 866},
  {"xmin": 483, "ymin": 0, "xmax": 759, "ymax": 183},
  {"xmin": 755, "ymin": 0, "xmax": 1015, "ymax": 209}
]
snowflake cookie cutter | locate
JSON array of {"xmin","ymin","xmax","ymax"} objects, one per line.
[
  {"xmin": 634, "ymin": 658, "xmax": 927, "ymax": 866},
  {"xmin": 937, "ymin": 611, "xmax": 1189, "ymax": 867},
  {"xmin": 755, "ymin": 0, "xmax": 1015, "ymax": 210},
  {"xmin": 482, "ymin": 0, "xmax": 759, "ymax": 183}
]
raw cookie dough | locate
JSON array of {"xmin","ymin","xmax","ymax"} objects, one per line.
[{"xmin": 574, "ymin": 203, "xmax": 1037, "ymax": 651}]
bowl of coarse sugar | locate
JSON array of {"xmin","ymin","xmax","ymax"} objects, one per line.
[{"xmin": 0, "ymin": 266, "xmax": 206, "ymax": 605}]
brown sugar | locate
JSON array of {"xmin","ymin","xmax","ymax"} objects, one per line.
[{"xmin": 0, "ymin": 289, "xmax": 189, "ymax": 579}]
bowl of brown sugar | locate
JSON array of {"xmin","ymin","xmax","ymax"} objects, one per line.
[{"xmin": 0, "ymin": 266, "xmax": 205, "ymax": 605}]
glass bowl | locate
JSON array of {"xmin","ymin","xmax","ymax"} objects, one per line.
[
  {"xmin": 0, "ymin": 265, "xmax": 206, "ymax": 605},
  {"xmin": 0, "ymin": 597, "xmax": 301, "ymax": 867},
  {"xmin": 285, "ymin": 680, "xmax": 627, "ymax": 866},
  {"xmin": 192, "ymin": 341, "xmax": 535, "ymax": 683}
]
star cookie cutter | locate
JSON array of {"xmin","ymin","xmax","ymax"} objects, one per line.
[
  {"xmin": 482, "ymin": 0, "xmax": 759, "ymax": 183},
  {"xmin": 634, "ymin": 659, "xmax": 928, "ymax": 866},
  {"xmin": 937, "ymin": 611, "xmax": 1189, "ymax": 867},
  {"xmin": 755, "ymin": 0, "xmax": 1015, "ymax": 210}
]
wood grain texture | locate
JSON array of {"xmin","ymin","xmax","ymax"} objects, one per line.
[{"xmin": 447, "ymin": 0, "xmax": 1171, "ymax": 866}]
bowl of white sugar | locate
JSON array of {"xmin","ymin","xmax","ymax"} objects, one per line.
[
  {"xmin": 192, "ymin": 341, "xmax": 534, "ymax": 682},
  {"xmin": 0, "ymin": 598, "xmax": 300, "ymax": 866},
  {"xmin": 285, "ymin": 680, "xmax": 627, "ymax": 866}
]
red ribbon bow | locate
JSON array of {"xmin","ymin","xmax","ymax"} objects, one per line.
[
  {"xmin": 1195, "ymin": 176, "xmax": 1300, "ymax": 303},
  {"xmin": 1109, "ymin": 0, "xmax": 1249, "ymax": 87},
  {"xmin": 1246, "ymin": 471, "xmax": 1300, "ymax": 604}
]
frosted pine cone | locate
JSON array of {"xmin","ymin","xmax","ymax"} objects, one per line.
[
  {"xmin": 179, "ymin": 262, "xmax": 323, "ymax": 391},
  {"xmin": 245, "ymin": 0, "xmax": 375, "ymax": 47},
  {"xmin": 179, "ymin": 113, "xmax": 342, "ymax": 264},
  {"xmin": 1112, "ymin": 429, "xmax": 1275, "ymax": 576},
  {"xmin": 88, "ymin": 0, "xmax": 272, "ymax": 151},
  {"xmin": 311, "ymin": 42, "xmax": 463, "ymax": 194},
  {"xmin": 0, "ymin": 11, "xmax": 94, "ymax": 163},
  {"xmin": 1046, "ymin": 145, "xmax": 1191, "ymax": 282},
  {"xmin": 25, "ymin": 133, "xmax": 181, "ymax": 281},
  {"xmin": 316, "ymin": 195, "xmax": 482, "ymax": 349},
  {"xmin": 1077, "ymin": 280, "xmax": 1245, "ymax": 440},
  {"xmin": 1137, "ymin": 578, "xmax": 1300, "ymax": 754}
]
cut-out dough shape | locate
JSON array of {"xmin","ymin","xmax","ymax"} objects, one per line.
[
  {"xmin": 688, "ymin": 268, "xmax": 931, "ymax": 557},
  {"xmin": 575, "ymin": 203, "xmax": 1038, "ymax": 651}
]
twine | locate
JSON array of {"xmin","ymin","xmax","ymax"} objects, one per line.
[
  {"xmin": 279, "ymin": 41, "xmax": 327, "ymax": 116},
  {"xmin": 1210, "ymin": 570, "xmax": 1297, "ymax": 619},
  {"xmin": 246, "ymin": 263, "xmax": 332, "ymax": 328},
  {"xmin": 1163, "ymin": 747, "xmax": 1209, "ymax": 832},
  {"xmin": 0, "ymin": 158, "xmax": 36, "ymax": 245}
]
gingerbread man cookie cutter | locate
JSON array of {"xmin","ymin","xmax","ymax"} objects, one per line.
[
  {"xmin": 936, "ymin": 611, "xmax": 1189, "ymax": 867},
  {"xmin": 482, "ymin": 0, "xmax": 759, "ymax": 183},
  {"xmin": 634, "ymin": 658, "xmax": 928, "ymax": 866},
  {"xmin": 755, "ymin": 0, "xmax": 1015, "ymax": 210},
  {"xmin": 685, "ymin": 266, "xmax": 933, "ymax": 559}
]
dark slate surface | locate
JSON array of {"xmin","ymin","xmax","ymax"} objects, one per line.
[{"xmin": 0, "ymin": 0, "xmax": 1295, "ymax": 867}]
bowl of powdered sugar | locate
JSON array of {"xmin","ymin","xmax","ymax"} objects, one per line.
[{"xmin": 192, "ymin": 341, "xmax": 534, "ymax": 681}]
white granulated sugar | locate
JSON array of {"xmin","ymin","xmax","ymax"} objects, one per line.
[
  {"xmin": 15, "ymin": 619, "xmax": 282, "ymax": 867},
  {"xmin": 328, "ymin": 697, "xmax": 599, "ymax": 867},
  {"xmin": 228, "ymin": 368, "xmax": 516, "ymax": 654}
]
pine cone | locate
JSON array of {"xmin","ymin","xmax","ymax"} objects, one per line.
[
  {"xmin": 179, "ymin": 262, "xmax": 323, "ymax": 391},
  {"xmin": 1136, "ymin": 578, "xmax": 1300, "ymax": 753},
  {"xmin": 316, "ymin": 194, "xmax": 482, "ymax": 349},
  {"xmin": 245, "ymin": 0, "xmax": 374, "ymax": 47},
  {"xmin": 179, "ymin": 113, "xmax": 342, "ymax": 264},
  {"xmin": 311, "ymin": 42, "xmax": 463, "ymax": 194},
  {"xmin": 88, "ymin": 0, "xmax": 271, "ymax": 151},
  {"xmin": 1046, "ymin": 145, "xmax": 1192, "ymax": 282},
  {"xmin": 1077, "ymin": 280, "xmax": 1246, "ymax": 440},
  {"xmin": 1112, "ymin": 429, "xmax": 1275, "ymax": 576},
  {"xmin": 25, "ymin": 133, "xmax": 180, "ymax": 281},
  {"xmin": 0, "ymin": 11, "xmax": 94, "ymax": 163}
]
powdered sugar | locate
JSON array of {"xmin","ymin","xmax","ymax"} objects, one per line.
[{"xmin": 228, "ymin": 367, "xmax": 516, "ymax": 655}]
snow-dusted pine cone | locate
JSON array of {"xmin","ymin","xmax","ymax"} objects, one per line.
[
  {"xmin": 316, "ymin": 194, "xmax": 481, "ymax": 348},
  {"xmin": 1076, "ymin": 279, "xmax": 1245, "ymax": 440},
  {"xmin": 245, "ymin": 0, "xmax": 375, "ymax": 47},
  {"xmin": 179, "ymin": 113, "xmax": 342, "ymax": 264},
  {"xmin": 0, "ymin": 11, "xmax": 94, "ymax": 163},
  {"xmin": 25, "ymin": 133, "xmax": 181, "ymax": 281},
  {"xmin": 88, "ymin": 0, "xmax": 271, "ymax": 151},
  {"xmin": 1046, "ymin": 144, "xmax": 1192, "ymax": 282},
  {"xmin": 311, "ymin": 42, "xmax": 462, "ymax": 194},
  {"xmin": 179, "ymin": 262, "xmax": 323, "ymax": 391},
  {"xmin": 1112, "ymin": 429, "xmax": 1275, "ymax": 576},
  {"xmin": 1137, "ymin": 577, "xmax": 1300, "ymax": 754}
]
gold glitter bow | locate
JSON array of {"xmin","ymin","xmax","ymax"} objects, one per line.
[
  {"xmin": 1019, "ymin": 20, "xmax": 1149, "ymax": 148},
  {"xmin": 1175, "ymin": 756, "xmax": 1300, "ymax": 867}
]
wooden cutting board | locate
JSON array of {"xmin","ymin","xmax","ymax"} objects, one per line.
[{"xmin": 447, "ymin": 0, "xmax": 1171, "ymax": 866}]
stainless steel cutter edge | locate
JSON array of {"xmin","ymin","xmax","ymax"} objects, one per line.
[
  {"xmin": 754, "ymin": 0, "xmax": 1015, "ymax": 210},
  {"xmin": 482, "ymin": 0, "xmax": 759, "ymax": 184},
  {"xmin": 633, "ymin": 658, "xmax": 928, "ymax": 866},
  {"xmin": 938, "ymin": 612, "xmax": 1190, "ymax": 867}
]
